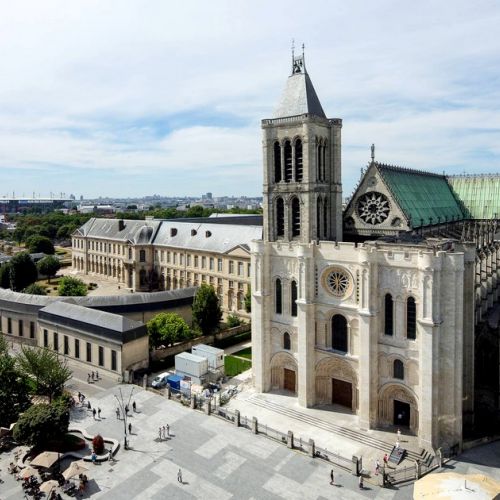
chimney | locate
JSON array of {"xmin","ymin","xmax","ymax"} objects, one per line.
[{"xmin": 118, "ymin": 220, "xmax": 125, "ymax": 231}]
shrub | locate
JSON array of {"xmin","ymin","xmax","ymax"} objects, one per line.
[
  {"xmin": 92, "ymin": 434, "xmax": 104, "ymax": 454},
  {"xmin": 226, "ymin": 314, "xmax": 241, "ymax": 328}
]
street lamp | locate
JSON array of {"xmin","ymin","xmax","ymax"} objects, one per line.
[{"xmin": 114, "ymin": 387, "xmax": 134, "ymax": 450}]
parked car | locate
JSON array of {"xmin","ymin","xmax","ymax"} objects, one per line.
[{"xmin": 151, "ymin": 372, "xmax": 171, "ymax": 388}]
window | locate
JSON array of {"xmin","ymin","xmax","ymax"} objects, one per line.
[
  {"xmin": 98, "ymin": 346, "xmax": 104, "ymax": 367},
  {"xmin": 323, "ymin": 200, "xmax": 328, "ymax": 238},
  {"xmin": 384, "ymin": 294, "xmax": 393, "ymax": 336},
  {"xmin": 86, "ymin": 342, "xmax": 92, "ymax": 362},
  {"xmin": 7, "ymin": 317, "xmax": 11, "ymax": 334},
  {"xmin": 167, "ymin": 251, "xmax": 171, "ymax": 263},
  {"xmin": 291, "ymin": 197, "xmax": 301, "ymax": 237},
  {"xmin": 194, "ymin": 256, "xmax": 198, "ymax": 267},
  {"xmin": 284, "ymin": 140, "xmax": 292, "ymax": 181},
  {"xmin": 30, "ymin": 321, "xmax": 35, "ymax": 339},
  {"xmin": 64, "ymin": 335, "xmax": 69, "ymax": 355},
  {"xmin": 180, "ymin": 254, "xmax": 184, "ymax": 265},
  {"xmin": 173, "ymin": 253, "xmax": 177, "ymax": 265},
  {"xmin": 43, "ymin": 329, "xmax": 48, "ymax": 347},
  {"xmin": 275, "ymin": 278, "xmax": 282, "ymax": 314},
  {"xmin": 209, "ymin": 257, "xmax": 214, "ymax": 271},
  {"xmin": 406, "ymin": 297, "xmax": 416, "ymax": 340},
  {"xmin": 128, "ymin": 247, "xmax": 132, "ymax": 259},
  {"xmin": 53, "ymin": 332, "xmax": 58, "ymax": 351},
  {"xmin": 229, "ymin": 261, "xmax": 234, "ymax": 274},
  {"xmin": 75, "ymin": 339, "xmax": 80, "ymax": 359},
  {"xmin": 317, "ymin": 198, "xmax": 322, "ymax": 239},
  {"xmin": 247, "ymin": 263, "xmax": 251, "ymax": 277},
  {"xmin": 111, "ymin": 350, "xmax": 117, "ymax": 371},
  {"xmin": 238, "ymin": 262, "xmax": 243, "ymax": 276},
  {"xmin": 139, "ymin": 269, "xmax": 147, "ymax": 286},
  {"xmin": 19, "ymin": 319, "xmax": 23, "ymax": 337},
  {"xmin": 274, "ymin": 141, "xmax": 281, "ymax": 183},
  {"xmin": 276, "ymin": 197, "xmax": 285, "ymax": 237},
  {"xmin": 331, "ymin": 314, "xmax": 348, "ymax": 353},
  {"xmin": 394, "ymin": 359, "xmax": 404, "ymax": 380},
  {"xmin": 283, "ymin": 332, "xmax": 291, "ymax": 350},
  {"xmin": 187, "ymin": 254, "xmax": 191, "ymax": 266},
  {"xmin": 294, "ymin": 139, "xmax": 303, "ymax": 182},
  {"xmin": 291, "ymin": 280, "xmax": 298, "ymax": 317},
  {"xmin": 202, "ymin": 256, "xmax": 206, "ymax": 269},
  {"xmin": 217, "ymin": 258, "xmax": 223, "ymax": 272}
]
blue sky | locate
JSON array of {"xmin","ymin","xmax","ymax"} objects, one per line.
[{"xmin": 0, "ymin": 0, "xmax": 500, "ymax": 199}]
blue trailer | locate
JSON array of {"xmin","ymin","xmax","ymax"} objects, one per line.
[{"xmin": 166, "ymin": 374, "xmax": 183, "ymax": 391}]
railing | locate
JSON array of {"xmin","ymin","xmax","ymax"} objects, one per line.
[
  {"xmin": 314, "ymin": 445, "xmax": 352, "ymax": 471},
  {"xmin": 258, "ymin": 424, "xmax": 288, "ymax": 445},
  {"xmin": 386, "ymin": 464, "xmax": 416, "ymax": 484}
]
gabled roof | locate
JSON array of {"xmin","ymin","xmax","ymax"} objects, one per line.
[
  {"xmin": 447, "ymin": 174, "xmax": 500, "ymax": 219},
  {"xmin": 273, "ymin": 54, "xmax": 326, "ymax": 119},
  {"xmin": 376, "ymin": 163, "xmax": 465, "ymax": 227}
]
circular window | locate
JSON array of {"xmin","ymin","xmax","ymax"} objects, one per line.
[
  {"xmin": 322, "ymin": 267, "xmax": 352, "ymax": 298},
  {"xmin": 356, "ymin": 191, "xmax": 390, "ymax": 225}
]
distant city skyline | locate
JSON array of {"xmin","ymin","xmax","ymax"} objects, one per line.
[{"xmin": 1, "ymin": 1, "xmax": 500, "ymax": 198}]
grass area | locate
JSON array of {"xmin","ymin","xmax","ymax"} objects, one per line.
[
  {"xmin": 232, "ymin": 346, "xmax": 252, "ymax": 360},
  {"xmin": 224, "ymin": 355, "xmax": 251, "ymax": 377},
  {"xmin": 35, "ymin": 277, "xmax": 62, "ymax": 296}
]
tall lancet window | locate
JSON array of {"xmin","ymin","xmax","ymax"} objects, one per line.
[
  {"xmin": 275, "ymin": 278, "xmax": 282, "ymax": 314},
  {"xmin": 274, "ymin": 141, "xmax": 281, "ymax": 183},
  {"xmin": 291, "ymin": 280, "xmax": 298, "ymax": 317},
  {"xmin": 276, "ymin": 197, "xmax": 285, "ymax": 237},
  {"xmin": 294, "ymin": 139, "xmax": 303, "ymax": 182},
  {"xmin": 323, "ymin": 199, "xmax": 328, "ymax": 239},
  {"xmin": 316, "ymin": 197, "xmax": 322, "ymax": 239},
  {"xmin": 291, "ymin": 197, "xmax": 301, "ymax": 237},
  {"xmin": 284, "ymin": 140, "xmax": 292, "ymax": 182}
]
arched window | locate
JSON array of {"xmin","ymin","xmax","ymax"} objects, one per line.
[
  {"xmin": 139, "ymin": 269, "xmax": 147, "ymax": 286},
  {"xmin": 283, "ymin": 332, "xmax": 291, "ymax": 350},
  {"xmin": 317, "ymin": 141, "xmax": 322, "ymax": 181},
  {"xmin": 384, "ymin": 294, "xmax": 393, "ymax": 336},
  {"xmin": 284, "ymin": 140, "xmax": 292, "ymax": 181},
  {"xmin": 393, "ymin": 359, "xmax": 404, "ymax": 380},
  {"xmin": 331, "ymin": 314, "xmax": 348, "ymax": 353},
  {"xmin": 316, "ymin": 197, "xmax": 322, "ymax": 239},
  {"xmin": 139, "ymin": 249, "xmax": 146, "ymax": 262},
  {"xmin": 128, "ymin": 247, "xmax": 132, "ymax": 259},
  {"xmin": 291, "ymin": 197, "xmax": 301, "ymax": 237},
  {"xmin": 294, "ymin": 139, "xmax": 303, "ymax": 182},
  {"xmin": 291, "ymin": 280, "xmax": 298, "ymax": 317},
  {"xmin": 274, "ymin": 141, "xmax": 281, "ymax": 183},
  {"xmin": 322, "ymin": 142, "xmax": 327, "ymax": 180},
  {"xmin": 406, "ymin": 297, "xmax": 416, "ymax": 339},
  {"xmin": 276, "ymin": 198, "xmax": 285, "ymax": 237},
  {"xmin": 275, "ymin": 278, "xmax": 282, "ymax": 314},
  {"xmin": 323, "ymin": 199, "xmax": 328, "ymax": 239}
]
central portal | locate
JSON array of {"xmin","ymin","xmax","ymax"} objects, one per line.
[
  {"xmin": 394, "ymin": 400, "xmax": 410, "ymax": 427},
  {"xmin": 332, "ymin": 378, "xmax": 352, "ymax": 409},
  {"xmin": 283, "ymin": 368, "xmax": 296, "ymax": 393}
]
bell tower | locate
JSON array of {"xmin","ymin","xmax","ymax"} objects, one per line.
[{"xmin": 262, "ymin": 49, "xmax": 343, "ymax": 244}]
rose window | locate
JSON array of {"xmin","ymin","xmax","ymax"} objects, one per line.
[
  {"xmin": 356, "ymin": 192, "xmax": 390, "ymax": 225},
  {"xmin": 322, "ymin": 267, "xmax": 352, "ymax": 298}
]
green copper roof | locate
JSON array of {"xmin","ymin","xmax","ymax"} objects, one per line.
[
  {"xmin": 377, "ymin": 163, "xmax": 465, "ymax": 227},
  {"xmin": 447, "ymin": 175, "xmax": 500, "ymax": 219}
]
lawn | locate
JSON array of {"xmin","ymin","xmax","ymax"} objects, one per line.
[
  {"xmin": 232, "ymin": 347, "xmax": 252, "ymax": 360},
  {"xmin": 224, "ymin": 355, "xmax": 252, "ymax": 377}
]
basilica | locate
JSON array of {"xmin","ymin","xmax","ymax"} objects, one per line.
[{"xmin": 251, "ymin": 51, "xmax": 500, "ymax": 452}]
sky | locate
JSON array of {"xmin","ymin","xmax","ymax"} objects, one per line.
[{"xmin": 0, "ymin": 1, "xmax": 500, "ymax": 199}]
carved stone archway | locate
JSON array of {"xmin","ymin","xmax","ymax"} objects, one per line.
[
  {"xmin": 378, "ymin": 383, "xmax": 418, "ymax": 432},
  {"xmin": 315, "ymin": 356, "xmax": 358, "ymax": 412},
  {"xmin": 270, "ymin": 352, "xmax": 298, "ymax": 394}
]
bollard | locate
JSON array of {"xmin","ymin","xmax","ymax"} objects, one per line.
[
  {"xmin": 190, "ymin": 396, "xmax": 196, "ymax": 409},
  {"xmin": 415, "ymin": 460, "xmax": 421, "ymax": 479},
  {"xmin": 379, "ymin": 470, "xmax": 386, "ymax": 488},
  {"xmin": 235, "ymin": 410, "xmax": 240, "ymax": 427},
  {"xmin": 308, "ymin": 439, "xmax": 315, "ymax": 458},
  {"xmin": 351, "ymin": 455, "xmax": 359, "ymax": 476},
  {"xmin": 251, "ymin": 417, "xmax": 258, "ymax": 434},
  {"xmin": 142, "ymin": 373, "xmax": 148, "ymax": 389},
  {"xmin": 287, "ymin": 431, "xmax": 294, "ymax": 449},
  {"xmin": 167, "ymin": 386, "xmax": 171, "ymax": 399},
  {"xmin": 205, "ymin": 400, "xmax": 211, "ymax": 416}
]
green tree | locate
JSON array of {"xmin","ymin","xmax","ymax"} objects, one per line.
[
  {"xmin": 16, "ymin": 346, "xmax": 72, "ymax": 402},
  {"xmin": 26, "ymin": 235, "xmax": 55, "ymax": 255},
  {"xmin": 13, "ymin": 400, "xmax": 69, "ymax": 449},
  {"xmin": 8, "ymin": 252, "xmax": 38, "ymax": 291},
  {"xmin": 58, "ymin": 276, "xmax": 87, "ymax": 296},
  {"xmin": 244, "ymin": 285, "xmax": 251, "ymax": 313},
  {"xmin": 22, "ymin": 283, "xmax": 47, "ymax": 295},
  {"xmin": 0, "ymin": 262, "xmax": 12, "ymax": 289},
  {"xmin": 147, "ymin": 312, "xmax": 192, "ymax": 348},
  {"xmin": 226, "ymin": 313, "xmax": 241, "ymax": 328},
  {"xmin": 0, "ymin": 336, "xmax": 31, "ymax": 427},
  {"xmin": 192, "ymin": 284, "xmax": 222, "ymax": 335},
  {"xmin": 37, "ymin": 255, "xmax": 61, "ymax": 283}
]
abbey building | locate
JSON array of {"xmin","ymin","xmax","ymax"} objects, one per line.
[{"xmin": 251, "ymin": 52, "xmax": 500, "ymax": 451}]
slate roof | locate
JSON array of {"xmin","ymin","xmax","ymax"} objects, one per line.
[
  {"xmin": 273, "ymin": 55, "xmax": 326, "ymax": 119},
  {"xmin": 447, "ymin": 174, "xmax": 500, "ymax": 219},
  {"xmin": 74, "ymin": 218, "xmax": 161, "ymax": 244},
  {"xmin": 376, "ymin": 163, "xmax": 465, "ymax": 227}
]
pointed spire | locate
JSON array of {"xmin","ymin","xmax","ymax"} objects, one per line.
[{"xmin": 371, "ymin": 144, "xmax": 375, "ymax": 163}]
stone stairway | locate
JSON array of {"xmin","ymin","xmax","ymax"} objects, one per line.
[{"xmin": 247, "ymin": 394, "xmax": 433, "ymax": 466}]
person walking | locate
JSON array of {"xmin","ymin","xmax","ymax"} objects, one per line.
[
  {"xmin": 87, "ymin": 373, "xmax": 90, "ymax": 383},
  {"xmin": 91, "ymin": 371, "xmax": 95, "ymax": 381},
  {"xmin": 128, "ymin": 422, "xmax": 132, "ymax": 435},
  {"xmin": 177, "ymin": 469, "xmax": 182, "ymax": 484},
  {"xmin": 330, "ymin": 469, "xmax": 334, "ymax": 485},
  {"xmin": 159, "ymin": 427, "xmax": 162, "ymax": 441},
  {"xmin": 166, "ymin": 424, "xmax": 170, "ymax": 437},
  {"xmin": 116, "ymin": 408, "xmax": 120, "ymax": 420},
  {"xmin": 375, "ymin": 459, "xmax": 380, "ymax": 475},
  {"xmin": 98, "ymin": 408, "xmax": 101, "ymax": 419},
  {"xmin": 358, "ymin": 475, "xmax": 364, "ymax": 489},
  {"xmin": 108, "ymin": 449, "xmax": 113, "ymax": 462},
  {"xmin": 96, "ymin": 370, "xmax": 99, "ymax": 380},
  {"xmin": 92, "ymin": 408, "xmax": 96, "ymax": 420},
  {"xmin": 132, "ymin": 401, "xmax": 137, "ymax": 412},
  {"xmin": 125, "ymin": 404, "xmax": 129, "ymax": 415},
  {"xmin": 87, "ymin": 400, "xmax": 91, "ymax": 410},
  {"xmin": 397, "ymin": 428, "xmax": 401, "ymax": 441}
]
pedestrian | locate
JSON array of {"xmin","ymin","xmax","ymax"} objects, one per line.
[
  {"xmin": 78, "ymin": 391, "xmax": 81, "ymax": 401},
  {"xmin": 128, "ymin": 422, "xmax": 132, "ymax": 434},
  {"xmin": 358, "ymin": 475, "xmax": 364, "ymax": 489},
  {"xmin": 132, "ymin": 401, "xmax": 136, "ymax": 412},
  {"xmin": 96, "ymin": 370, "xmax": 99, "ymax": 380},
  {"xmin": 125, "ymin": 404, "xmax": 129, "ymax": 415},
  {"xmin": 91, "ymin": 371, "xmax": 95, "ymax": 381},
  {"xmin": 330, "ymin": 469, "xmax": 334, "ymax": 485},
  {"xmin": 383, "ymin": 453, "xmax": 388, "ymax": 466},
  {"xmin": 397, "ymin": 428, "xmax": 401, "ymax": 441},
  {"xmin": 87, "ymin": 373, "xmax": 90, "ymax": 383},
  {"xmin": 98, "ymin": 408, "xmax": 101, "ymax": 419},
  {"xmin": 87, "ymin": 400, "xmax": 91, "ymax": 410},
  {"xmin": 91, "ymin": 452, "xmax": 96, "ymax": 464},
  {"xmin": 92, "ymin": 408, "xmax": 96, "ymax": 420},
  {"xmin": 177, "ymin": 469, "xmax": 182, "ymax": 484},
  {"xmin": 166, "ymin": 424, "xmax": 170, "ymax": 437},
  {"xmin": 395, "ymin": 440, "xmax": 400, "ymax": 450},
  {"xmin": 375, "ymin": 459, "xmax": 380, "ymax": 475},
  {"xmin": 159, "ymin": 427, "xmax": 162, "ymax": 441},
  {"xmin": 116, "ymin": 408, "xmax": 120, "ymax": 420},
  {"xmin": 108, "ymin": 449, "xmax": 113, "ymax": 462}
]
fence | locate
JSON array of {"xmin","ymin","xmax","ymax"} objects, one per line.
[
  {"xmin": 386, "ymin": 464, "xmax": 417, "ymax": 485},
  {"xmin": 258, "ymin": 424, "xmax": 288, "ymax": 445},
  {"xmin": 314, "ymin": 445, "xmax": 353, "ymax": 471}
]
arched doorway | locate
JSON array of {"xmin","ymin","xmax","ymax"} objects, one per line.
[
  {"xmin": 378, "ymin": 384, "xmax": 418, "ymax": 432},
  {"xmin": 315, "ymin": 357, "xmax": 358, "ymax": 412},
  {"xmin": 270, "ymin": 352, "xmax": 298, "ymax": 394}
]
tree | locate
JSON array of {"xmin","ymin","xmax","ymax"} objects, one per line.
[
  {"xmin": 26, "ymin": 235, "xmax": 55, "ymax": 255},
  {"xmin": 8, "ymin": 252, "xmax": 38, "ymax": 291},
  {"xmin": 192, "ymin": 284, "xmax": 222, "ymax": 335},
  {"xmin": 13, "ymin": 400, "xmax": 69, "ymax": 449},
  {"xmin": 0, "ymin": 262, "xmax": 12, "ymax": 289},
  {"xmin": 147, "ymin": 313, "xmax": 192, "ymax": 348},
  {"xmin": 16, "ymin": 346, "xmax": 72, "ymax": 402},
  {"xmin": 0, "ymin": 337, "xmax": 31, "ymax": 427},
  {"xmin": 22, "ymin": 283, "xmax": 47, "ymax": 295},
  {"xmin": 58, "ymin": 276, "xmax": 87, "ymax": 296},
  {"xmin": 37, "ymin": 255, "xmax": 61, "ymax": 283},
  {"xmin": 244, "ymin": 286, "xmax": 251, "ymax": 313}
]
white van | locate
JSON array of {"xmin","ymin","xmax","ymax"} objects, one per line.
[{"xmin": 151, "ymin": 372, "xmax": 170, "ymax": 388}]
